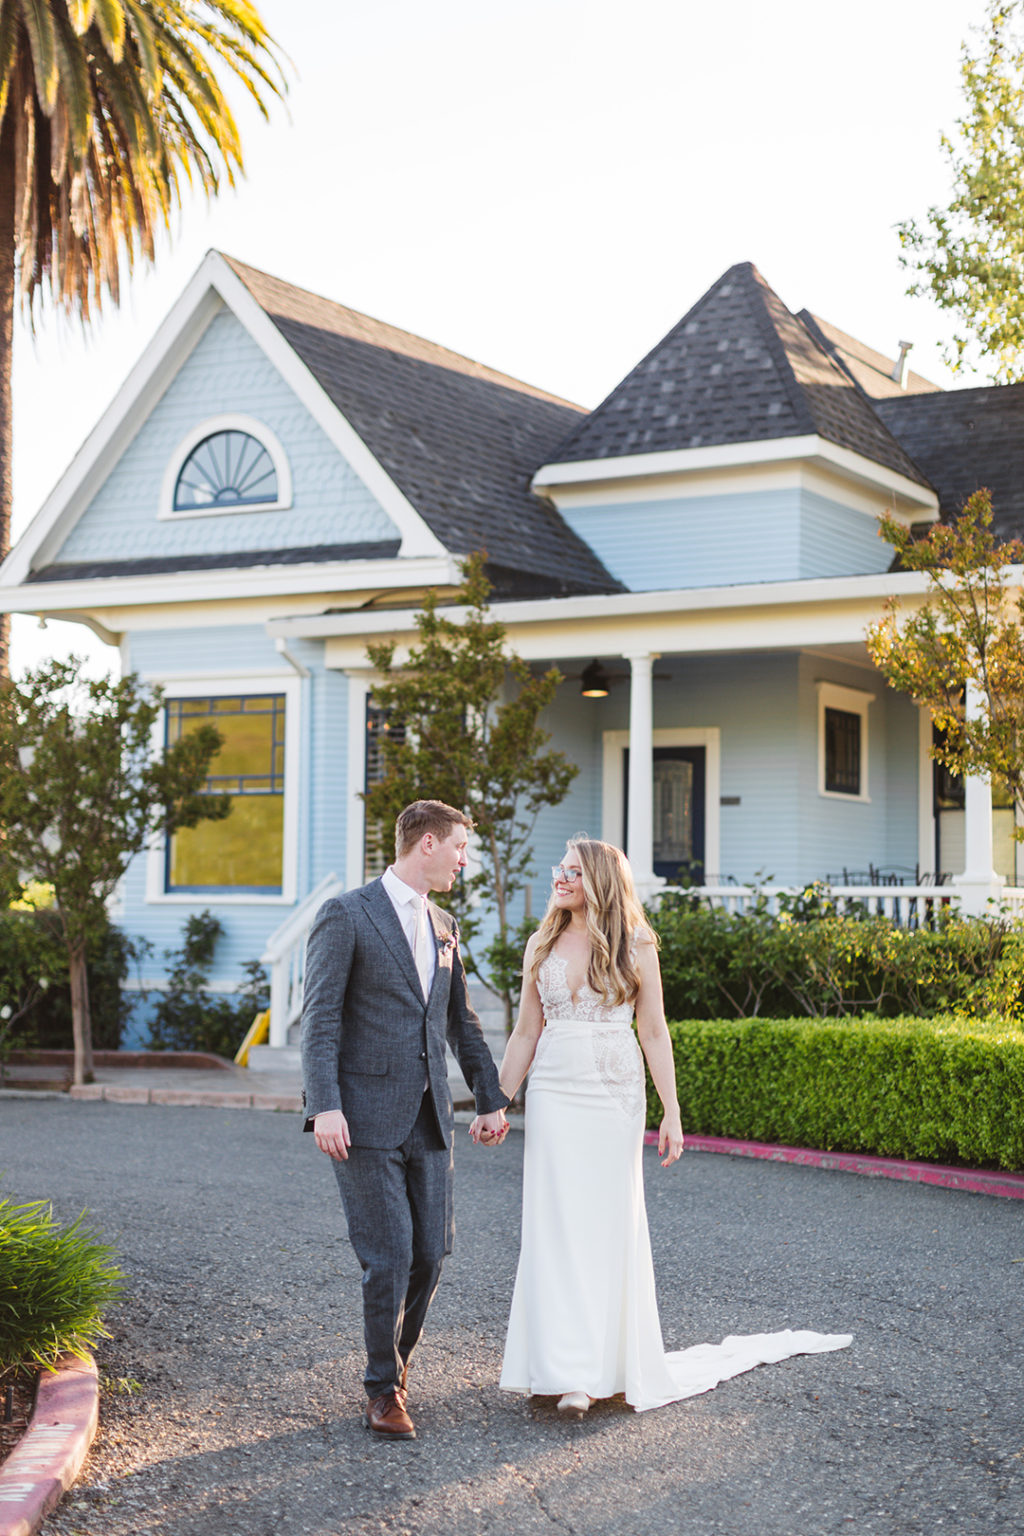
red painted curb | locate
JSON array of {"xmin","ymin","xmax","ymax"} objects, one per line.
[
  {"xmin": 0, "ymin": 1356, "xmax": 98, "ymax": 1536},
  {"xmin": 643, "ymin": 1131, "xmax": 1024, "ymax": 1199}
]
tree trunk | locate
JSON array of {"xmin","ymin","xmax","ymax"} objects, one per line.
[
  {"xmin": 0, "ymin": 116, "xmax": 15, "ymax": 678},
  {"xmin": 68, "ymin": 942, "xmax": 95, "ymax": 1086}
]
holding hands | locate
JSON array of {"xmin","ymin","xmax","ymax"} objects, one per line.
[{"xmin": 470, "ymin": 1109, "xmax": 509, "ymax": 1147}]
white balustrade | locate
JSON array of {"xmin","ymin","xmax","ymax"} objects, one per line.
[{"xmin": 261, "ymin": 871, "xmax": 344, "ymax": 1048}]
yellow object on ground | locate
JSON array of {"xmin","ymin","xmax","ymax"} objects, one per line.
[{"xmin": 235, "ymin": 1009, "xmax": 271, "ymax": 1067}]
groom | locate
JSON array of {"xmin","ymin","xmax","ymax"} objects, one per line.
[{"xmin": 301, "ymin": 799, "xmax": 509, "ymax": 1440}]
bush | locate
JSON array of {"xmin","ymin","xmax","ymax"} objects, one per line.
[
  {"xmin": 0, "ymin": 1196, "xmax": 124, "ymax": 1376},
  {"xmin": 146, "ymin": 910, "xmax": 268, "ymax": 1058},
  {"xmin": 653, "ymin": 1014, "xmax": 1024, "ymax": 1171},
  {"xmin": 650, "ymin": 896, "xmax": 1024, "ymax": 1020},
  {"xmin": 0, "ymin": 909, "xmax": 134, "ymax": 1053}
]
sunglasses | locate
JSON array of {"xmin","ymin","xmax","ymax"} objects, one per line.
[{"xmin": 551, "ymin": 864, "xmax": 583, "ymax": 884}]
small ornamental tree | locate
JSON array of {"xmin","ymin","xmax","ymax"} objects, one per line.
[
  {"xmin": 866, "ymin": 489, "xmax": 1024, "ymax": 829},
  {"xmin": 0, "ymin": 659, "xmax": 230, "ymax": 1084},
  {"xmin": 363, "ymin": 555, "xmax": 578, "ymax": 1030}
]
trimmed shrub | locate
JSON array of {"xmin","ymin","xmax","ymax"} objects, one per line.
[
  {"xmin": 0, "ymin": 1197, "xmax": 124, "ymax": 1375},
  {"xmin": 651, "ymin": 1014, "xmax": 1024, "ymax": 1171},
  {"xmin": 650, "ymin": 897, "xmax": 1024, "ymax": 1020}
]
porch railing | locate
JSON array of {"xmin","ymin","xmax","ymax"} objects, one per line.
[
  {"xmin": 261, "ymin": 871, "xmax": 344, "ymax": 1048},
  {"xmin": 663, "ymin": 882, "xmax": 1024, "ymax": 926}
]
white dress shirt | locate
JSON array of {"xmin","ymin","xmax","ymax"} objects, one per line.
[{"xmin": 381, "ymin": 865, "xmax": 437, "ymax": 998}]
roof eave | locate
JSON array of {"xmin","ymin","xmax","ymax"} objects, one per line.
[{"xmin": 532, "ymin": 434, "xmax": 939, "ymax": 519}]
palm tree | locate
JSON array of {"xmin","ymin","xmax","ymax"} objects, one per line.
[{"xmin": 0, "ymin": 0, "xmax": 285, "ymax": 672}]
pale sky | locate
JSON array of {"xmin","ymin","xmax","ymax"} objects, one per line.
[{"xmin": 8, "ymin": 0, "xmax": 991, "ymax": 677}]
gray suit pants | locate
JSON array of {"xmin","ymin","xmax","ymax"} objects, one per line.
[{"xmin": 333, "ymin": 1091, "xmax": 454, "ymax": 1396}]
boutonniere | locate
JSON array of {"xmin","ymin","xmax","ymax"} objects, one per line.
[{"xmin": 437, "ymin": 932, "xmax": 457, "ymax": 957}]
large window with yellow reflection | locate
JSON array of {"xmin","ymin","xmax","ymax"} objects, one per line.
[{"xmin": 165, "ymin": 695, "xmax": 286, "ymax": 893}]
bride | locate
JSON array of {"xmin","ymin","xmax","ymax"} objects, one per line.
[{"xmin": 472, "ymin": 837, "xmax": 851, "ymax": 1415}]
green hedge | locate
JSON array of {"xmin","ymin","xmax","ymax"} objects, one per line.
[
  {"xmin": 650, "ymin": 897, "xmax": 1024, "ymax": 1021},
  {"xmin": 651, "ymin": 1015, "xmax": 1024, "ymax": 1171}
]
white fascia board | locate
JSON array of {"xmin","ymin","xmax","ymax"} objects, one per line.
[
  {"xmin": 0, "ymin": 554, "xmax": 460, "ymax": 618},
  {"xmin": 267, "ymin": 566, "xmax": 941, "ymax": 643},
  {"xmin": 1, "ymin": 267, "xmax": 226, "ymax": 587},
  {"xmin": 0, "ymin": 250, "xmax": 447, "ymax": 588},
  {"xmin": 532, "ymin": 435, "xmax": 939, "ymax": 518}
]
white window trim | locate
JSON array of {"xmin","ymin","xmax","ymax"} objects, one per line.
[
  {"xmin": 145, "ymin": 671, "xmax": 301, "ymax": 905},
  {"xmin": 159, "ymin": 413, "xmax": 293, "ymax": 520},
  {"xmin": 817, "ymin": 681, "xmax": 873, "ymax": 803},
  {"xmin": 601, "ymin": 728, "xmax": 721, "ymax": 878}
]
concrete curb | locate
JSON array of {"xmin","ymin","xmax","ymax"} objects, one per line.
[
  {"xmin": 65, "ymin": 1085, "xmax": 300, "ymax": 1111},
  {"xmin": 0, "ymin": 1355, "xmax": 98, "ymax": 1536},
  {"xmin": 643, "ymin": 1130, "xmax": 1024, "ymax": 1200}
]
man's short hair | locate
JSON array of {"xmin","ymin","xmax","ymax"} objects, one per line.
[{"xmin": 395, "ymin": 800, "xmax": 473, "ymax": 858}]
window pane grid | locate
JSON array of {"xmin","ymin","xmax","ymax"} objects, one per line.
[
  {"xmin": 165, "ymin": 694, "xmax": 287, "ymax": 892},
  {"xmin": 825, "ymin": 707, "xmax": 861, "ymax": 795},
  {"xmin": 173, "ymin": 430, "xmax": 278, "ymax": 511}
]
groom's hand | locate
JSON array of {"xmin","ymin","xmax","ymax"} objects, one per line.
[
  {"xmin": 314, "ymin": 1109, "xmax": 352, "ymax": 1161},
  {"xmin": 470, "ymin": 1109, "xmax": 508, "ymax": 1147}
]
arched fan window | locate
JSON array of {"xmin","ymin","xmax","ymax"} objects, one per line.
[{"xmin": 173, "ymin": 429, "xmax": 278, "ymax": 511}]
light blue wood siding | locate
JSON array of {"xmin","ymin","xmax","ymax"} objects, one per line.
[
  {"xmin": 559, "ymin": 490, "xmax": 800, "ymax": 590},
  {"xmin": 798, "ymin": 490, "xmax": 893, "ymax": 578},
  {"xmin": 558, "ymin": 487, "xmax": 895, "ymax": 591},
  {"xmin": 56, "ymin": 308, "xmax": 398, "ymax": 564}
]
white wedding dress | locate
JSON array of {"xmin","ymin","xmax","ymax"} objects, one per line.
[{"xmin": 499, "ymin": 952, "xmax": 852, "ymax": 1412}]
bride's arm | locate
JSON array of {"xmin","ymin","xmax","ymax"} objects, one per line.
[
  {"xmin": 634, "ymin": 939, "xmax": 685, "ymax": 1166},
  {"xmin": 495, "ymin": 933, "xmax": 545, "ymax": 1099},
  {"xmin": 469, "ymin": 934, "xmax": 544, "ymax": 1142}
]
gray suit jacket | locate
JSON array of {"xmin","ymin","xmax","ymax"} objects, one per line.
[{"xmin": 300, "ymin": 878, "xmax": 508, "ymax": 1149}]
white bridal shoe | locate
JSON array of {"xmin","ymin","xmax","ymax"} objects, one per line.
[{"xmin": 557, "ymin": 1391, "xmax": 592, "ymax": 1418}]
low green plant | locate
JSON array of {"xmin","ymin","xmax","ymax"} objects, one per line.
[
  {"xmin": 0, "ymin": 1197, "xmax": 124, "ymax": 1376},
  {"xmin": 147, "ymin": 911, "xmax": 268, "ymax": 1058},
  {"xmin": 651, "ymin": 1014, "xmax": 1024, "ymax": 1171},
  {"xmin": 650, "ymin": 899, "xmax": 1023, "ymax": 1021}
]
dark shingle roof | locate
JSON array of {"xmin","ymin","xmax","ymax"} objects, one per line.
[
  {"xmin": 877, "ymin": 385, "xmax": 1024, "ymax": 539},
  {"xmin": 224, "ymin": 257, "xmax": 622, "ymax": 597},
  {"xmin": 546, "ymin": 263, "xmax": 932, "ymax": 488},
  {"xmin": 798, "ymin": 312, "xmax": 941, "ymax": 401}
]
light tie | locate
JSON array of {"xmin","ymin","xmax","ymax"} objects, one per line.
[{"xmin": 413, "ymin": 896, "xmax": 434, "ymax": 1001}]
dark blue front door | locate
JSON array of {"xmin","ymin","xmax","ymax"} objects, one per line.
[{"xmin": 623, "ymin": 746, "xmax": 706, "ymax": 882}]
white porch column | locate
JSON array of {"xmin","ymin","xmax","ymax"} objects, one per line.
[
  {"xmin": 625, "ymin": 651, "xmax": 662, "ymax": 902},
  {"xmin": 955, "ymin": 681, "xmax": 1004, "ymax": 916},
  {"xmin": 345, "ymin": 669, "xmax": 372, "ymax": 891}
]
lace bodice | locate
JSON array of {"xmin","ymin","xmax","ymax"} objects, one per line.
[{"xmin": 537, "ymin": 951, "xmax": 635, "ymax": 1025}]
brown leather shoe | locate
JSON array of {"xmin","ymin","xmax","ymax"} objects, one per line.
[{"xmin": 364, "ymin": 1390, "xmax": 416, "ymax": 1440}]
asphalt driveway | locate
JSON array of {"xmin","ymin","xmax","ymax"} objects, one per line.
[{"xmin": 2, "ymin": 1099, "xmax": 1020, "ymax": 1536}]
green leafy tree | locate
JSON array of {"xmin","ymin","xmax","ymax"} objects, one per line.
[
  {"xmin": 363, "ymin": 554, "xmax": 579, "ymax": 1031},
  {"xmin": 899, "ymin": 1, "xmax": 1024, "ymax": 380},
  {"xmin": 0, "ymin": 0, "xmax": 286, "ymax": 672},
  {"xmin": 866, "ymin": 489, "xmax": 1024, "ymax": 829},
  {"xmin": 0, "ymin": 657, "xmax": 230, "ymax": 1083}
]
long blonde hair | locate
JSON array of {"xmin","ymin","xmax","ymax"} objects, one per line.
[{"xmin": 530, "ymin": 837, "xmax": 657, "ymax": 1006}]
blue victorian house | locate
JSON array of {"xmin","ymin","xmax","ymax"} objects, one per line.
[{"xmin": 2, "ymin": 253, "xmax": 1021, "ymax": 1050}]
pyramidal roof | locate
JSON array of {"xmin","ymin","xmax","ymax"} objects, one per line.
[{"xmin": 548, "ymin": 262, "xmax": 932, "ymax": 488}]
